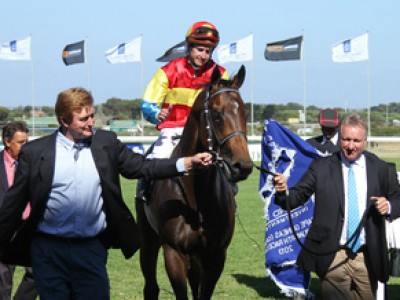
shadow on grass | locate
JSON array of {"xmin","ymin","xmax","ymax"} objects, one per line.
[
  {"xmin": 232, "ymin": 273, "xmax": 322, "ymax": 299},
  {"xmin": 387, "ymin": 281, "xmax": 400, "ymax": 299},
  {"xmin": 233, "ymin": 273, "xmax": 400, "ymax": 299}
]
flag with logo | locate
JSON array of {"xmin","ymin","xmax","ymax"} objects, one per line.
[
  {"xmin": 216, "ymin": 34, "xmax": 253, "ymax": 64},
  {"xmin": 332, "ymin": 33, "xmax": 369, "ymax": 63},
  {"xmin": 106, "ymin": 36, "xmax": 142, "ymax": 63},
  {"xmin": 0, "ymin": 36, "xmax": 31, "ymax": 61},
  {"xmin": 259, "ymin": 119, "xmax": 321, "ymax": 298},
  {"xmin": 264, "ymin": 36, "xmax": 302, "ymax": 61},
  {"xmin": 62, "ymin": 40, "xmax": 85, "ymax": 66},
  {"xmin": 156, "ymin": 40, "xmax": 187, "ymax": 62}
]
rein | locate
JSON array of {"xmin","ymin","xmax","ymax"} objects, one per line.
[{"xmin": 255, "ymin": 165, "xmax": 375, "ymax": 256}]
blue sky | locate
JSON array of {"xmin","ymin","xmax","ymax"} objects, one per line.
[{"xmin": 1, "ymin": 0, "xmax": 399, "ymax": 110}]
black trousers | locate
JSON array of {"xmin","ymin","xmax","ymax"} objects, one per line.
[{"xmin": 30, "ymin": 234, "xmax": 109, "ymax": 300}]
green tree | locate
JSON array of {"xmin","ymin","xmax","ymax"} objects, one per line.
[
  {"xmin": 41, "ymin": 106, "xmax": 55, "ymax": 116},
  {"xmin": 0, "ymin": 107, "xmax": 10, "ymax": 124}
]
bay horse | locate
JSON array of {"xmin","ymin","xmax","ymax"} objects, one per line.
[{"xmin": 135, "ymin": 65, "xmax": 253, "ymax": 300}]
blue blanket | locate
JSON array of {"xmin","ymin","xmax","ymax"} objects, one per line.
[{"xmin": 259, "ymin": 120, "xmax": 321, "ymax": 297}]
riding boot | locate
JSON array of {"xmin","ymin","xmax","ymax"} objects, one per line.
[{"xmin": 135, "ymin": 178, "xmax": 150, "ymax": 203}]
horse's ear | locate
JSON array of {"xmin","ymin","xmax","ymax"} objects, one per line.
[
  {"xmin": 210, "ymin": 66, "xmax": 221, "ymax": 90},
  {"xmin": 232, "ymin": 65, "xmax": 246, "ymax": 89}
]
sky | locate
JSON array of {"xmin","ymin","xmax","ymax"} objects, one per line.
[{"xmin": 0, "ymin": 0, "xmax": 399, "ymax": 111}]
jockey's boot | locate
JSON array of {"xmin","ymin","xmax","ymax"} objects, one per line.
[{"xmin": 135, "ymin": 178, "xmax": 150, "ymax": 203}]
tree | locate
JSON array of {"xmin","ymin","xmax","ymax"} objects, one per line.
[
  {"xmin": 261, "ymin": 104, "xmax": 276, "ymax": 120},
  {"xmin": 0, "ymin": 107, "xmax": 9, "ymax": 124},
  {"xmin": 102, "ymin": 98, "xmax": 142, "ymax": 120},
  {"xmin": 41, "ymin": 106, "xmax": 55, "ymax": 116}
]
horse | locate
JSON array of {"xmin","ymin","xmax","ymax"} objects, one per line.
[{"xmin": 135, "ymin": 65, "xmax": 253, "ymax": 300}]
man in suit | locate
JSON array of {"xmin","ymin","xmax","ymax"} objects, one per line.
[
  {"xmin": 274, "ymin": 112, "xmax": 400, "ymax": 299},
  {"xmin": 0, "ymin": 87, "xmax": 213, "ymax": 300},
  {"xmin": 307, "ymin": 108, "xmax": 340, "ymax": 155},
  {"xmin": 0, "ymin": 121, "xmax": 37, "ymax": 300}
]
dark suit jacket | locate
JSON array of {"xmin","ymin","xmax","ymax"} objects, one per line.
[
  {"xmin": 306, "ymin": 135, "xmax": 339, "ymax": 155},
  {"xmin": 277, "ymin": 151, "xmax": 400, "ymax": 282},
  {"xmin": 0, "ymin": 130, "xmax": 182, "ymax": 266},
  {"xmin": 0, "ymin": 151, "xmax": 8, "ymax": 208}
]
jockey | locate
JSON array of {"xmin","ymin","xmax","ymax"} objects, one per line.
[{"xmin": 141, "ymin": 20, "xmax": 229, "ymax": 159}]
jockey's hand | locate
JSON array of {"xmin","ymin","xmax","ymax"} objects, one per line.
[
  {"xmin": 274, "ymin": 173, "xmax": 288, "ymax": 193},
  {"xmin": 157, "ymin": 104, "xmax": 172, "ymax": 123},
  {"xmin": 184, "ymin": 152, "xmax": 213, "ymax": 172}
]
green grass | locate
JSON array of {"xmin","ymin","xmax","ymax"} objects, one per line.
[{"xmin": 13, "ymin": 156, "xmax": 400, "ymax": 299}]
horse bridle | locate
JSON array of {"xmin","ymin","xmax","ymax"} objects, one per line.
[{"xmin": 203, "ymin": 87, "xmax": 247, "ymax": 159}]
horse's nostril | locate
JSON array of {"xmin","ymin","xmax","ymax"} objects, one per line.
[{"xmin": 232, "ymin": 161, "xmax": 254, "ymax": 178}]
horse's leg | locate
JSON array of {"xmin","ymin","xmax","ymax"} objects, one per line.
[
  {"xmin": 136, "ymin": 200, "xmax": 161, "ymax": 300},
  {"xmin": 199, "ymin": 250, "xmax": 227, "ymax": 300},
  {"xmin": 163, "ymin": 244, "xmax": 189, "ymax": 300},
  {"xmin": 188, "ymin": 257, "xmax": 202, "ymax": 300}
]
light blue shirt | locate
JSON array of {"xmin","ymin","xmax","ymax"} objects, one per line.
[{"xmin": 37, "ymin": 131, "xmax": 106, "ymax": 237}]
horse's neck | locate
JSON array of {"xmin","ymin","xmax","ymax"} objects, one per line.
[
  {"xmin": 194, "ymin": 168, "xmax": 234, "ymax": 209},
  {"xmin": 171, "ymin": 120, "xmax": 202, "ymax": 158}
]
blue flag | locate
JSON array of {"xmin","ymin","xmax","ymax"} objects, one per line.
[{"xmin": 259, "ymin": 120, "xmax": 321, "ymax": 298}]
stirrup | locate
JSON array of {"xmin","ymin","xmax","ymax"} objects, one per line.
[{"xmin": 135, "ymin": 190, "xmax": 148, "ymax": 203}]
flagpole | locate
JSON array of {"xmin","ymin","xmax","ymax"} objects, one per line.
[
  {"xmin": 366, "ymin": 30, "xmax": 371, "ymax": 139},
  {"xmin": 140, "ymin": 34, "xmax": 144, "ymax": 136},
  {"xmin": 30, "ymin": 33, "xmax": 36, "ymax": 137},
  {"xmin": 85, "ymin": 36, "xmax": 90, "ymax": 89},
  {"xmin": 250, "ymin": 32, "xmax": 254, "ymax": 136},
  {"xmin": 301, "ymin": 29, "xmax": 307, "ymax": 135}
]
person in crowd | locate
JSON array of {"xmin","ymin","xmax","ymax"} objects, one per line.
[
  {"xmin": 306, "ymin": 108, "xmax": 340, "ymax": 155},
  {"xmin": 273, "ymin": 112, "xmax": 400, "ymax": 300},
  {"xmin": 141, "ymin": 20, "xmax": 229, "ymax": 159},
  {"xmin": 0, "ymin": 87, "xmax": 213, "ymax": 300},
  {"xmin": 0, "ymin": 121, "xmax": 37, "ymax": 300}
]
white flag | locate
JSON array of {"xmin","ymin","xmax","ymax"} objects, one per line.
[
  {"xmin": 105, "ymin": 36, "xmax": 142, "ymax": 63},
  {"xmin": 216, "ymin": 34, "xmax": 253, "ymax": 64},
  {"xmin": 332, "ymin": 33, "xmax": 368, "ymax": 63},
  {"xmin": 0, "ymin": 36, "xmax": 31, "ymax": 61}
]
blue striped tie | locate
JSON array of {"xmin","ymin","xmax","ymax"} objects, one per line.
[{"xmin": 348, "ymin": 163, "xmax": 361, "ymax": 252}]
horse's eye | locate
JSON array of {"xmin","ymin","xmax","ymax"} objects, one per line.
[{"xmin": 211, "ymin": 110, "xmax": 223, "ymax": 122}]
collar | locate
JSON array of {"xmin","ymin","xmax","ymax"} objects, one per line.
[
  {"xmin": 57, "ymin": 130, "xmax": 75, "ymax": 151},
  {"xmin": 3, "ymin": 149, "xmax": 16, "ymax": 166},
  {"xmin": 340, "ymin": 152, "xmax": 366, "ymax": 168},
  {"xmin": 322, "ymin": 132, "xmax": 338, "ymax": 145},
  {"xmin": 56, "ymin": 129, "xmax": 94, "ymax": 150}
]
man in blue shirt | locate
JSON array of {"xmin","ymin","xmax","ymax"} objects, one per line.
[{"xmin": 0, "ymin": 87, "xmax": 212, "ymax": 300}]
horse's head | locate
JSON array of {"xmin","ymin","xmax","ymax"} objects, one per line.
[{"xmin": 197, "ymin": 65, "xmax": 253, "ymax": 182}]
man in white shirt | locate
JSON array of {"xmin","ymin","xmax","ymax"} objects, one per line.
[{"xmin": 274, "ymin": 112, "xmax": 400, "ymax": 299}]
